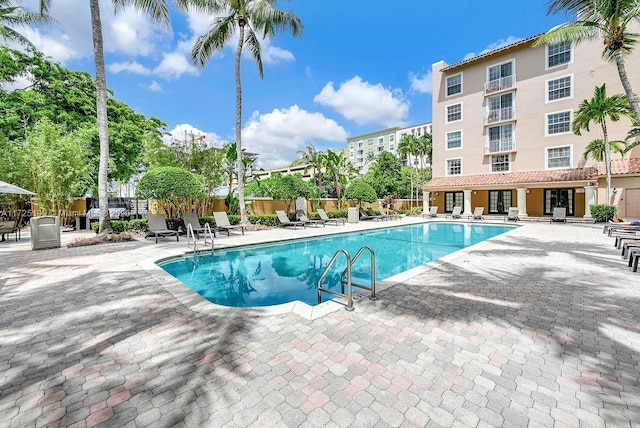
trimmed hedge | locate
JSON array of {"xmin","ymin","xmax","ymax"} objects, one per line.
[{"xmin": 590, "ymin": 204, "xmax": 617, "ymax": 222}]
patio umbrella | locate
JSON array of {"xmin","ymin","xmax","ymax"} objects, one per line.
[{"xmin": 0, "ymin": 180, "xmax": 36, "ymax": 195}]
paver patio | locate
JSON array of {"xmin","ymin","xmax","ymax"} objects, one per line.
[{"xmin": 0, "ymin": 219, "xmax": 639, "ymax": 427}]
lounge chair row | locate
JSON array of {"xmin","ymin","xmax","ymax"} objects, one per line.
[{"xmin": 605, "ymin": 224, "xmax": 640, "ymax": 273}]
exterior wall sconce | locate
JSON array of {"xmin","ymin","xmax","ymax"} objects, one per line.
[
  {"xmin": 526, "ymin": 189, "xmax": 531, "ymax": 193},
  {"xmin": 435, "ymin": 192, "xmax": 439, "ymax": 195},
  {"xmin": 613, "ymin": 188, "xmax": 618, "ymax": 194},
  {"xmin": 473, "ymin": 191, "xmax": 477, "ymax": 195}
]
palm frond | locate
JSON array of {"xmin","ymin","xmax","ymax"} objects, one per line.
[
  {"xmin": 112, "ymin": 0, "xmax": 170, "ymax": 29},
  {"xmin": 243, "ymin": 28, "xmax": 264, "ymax": 78},
  {"xmin": 191, "ymin": 15, "xmax": 236, "ymax": 67}
]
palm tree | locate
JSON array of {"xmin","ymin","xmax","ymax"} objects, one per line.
[
  {"xmin": 534, "ymin": 0, "xmax": 640, "ymax": 125},
  {"xmin": 324, "ymin": 150, "xmax": 356, "ymax": 208},
  {"xmin": 415, "ymin": 133, "xmax": 432, "ymax": 194},
  {"xmin": 190, "ymin": 0, "xmax": 303, "ymax": 225},
  {"xmin": 297, "ymin": 144, "xmax": 323, "ymax": 188},
  {"xmin": 0, "ymin": 0, "xmax": 52, "ymax": 49},
  {"xmin": 398, "ymin": 135, "xmax": 418, "ymax": 209},
  {"xmin": 41, "ymin": 0, "xmax": 187, "ymax": 234},
  {"xmin": 573, "ymin": 84, "xmax": 634, "ymax": 202}
]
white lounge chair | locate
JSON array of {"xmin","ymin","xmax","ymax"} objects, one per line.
[
  {"xmin": 504, "ymin": 207, "xmax": 519, "ymax": 222},
  {"xmin": 550, "ymin": 207, "xmax": 567, "ymax": 223},
  {"xmin": 446, "ymin": 206, "xmax": 462, "ymax": 219},
  {"xmin": 422, "ymin": 206, "xmax": 438, "ymax": 218},
  {"xmin": 213, "ymin": 211, "xmax": 245, "ymax": 236},
  {"xmin": 468, "ymin": 207, "xmax": 484, "ymax": 221},
  {"xmin": 276, "ymin": 210, "xmax": 305, "ymax": 229},
  {"xmin": 147, "ymin": 214, "xmax": 179, "ymax": 243}
]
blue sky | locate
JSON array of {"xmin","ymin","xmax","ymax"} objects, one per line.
[{"xmin": 21, "ymin": 0, "xmax": 567, "ymax": 168}]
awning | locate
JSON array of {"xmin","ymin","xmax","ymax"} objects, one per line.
[{"xmin": 0, "ymin": 180, "xmax": 36, "ymax": 195}]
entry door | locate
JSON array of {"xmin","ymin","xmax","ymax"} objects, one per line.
[
  {"xmin": 489, "ymin": 190, "xmax": 512, "ymax": 214},
  {"xmin": 544, "ymin": 189, "xmax": 574, "ymax": 215},
  {"xmin": 626, "ymin": 189, "xmax": 640, "ymax": 218}
]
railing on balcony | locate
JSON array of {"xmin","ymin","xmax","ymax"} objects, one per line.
[
  {"xmin": 485, "ymin": 137, "xmax": 516, "ymax": 154},
  {"xmin": 485, "ymin": 107, "xmax": 516, "ymax": 125},
  {"xmin": 484, "ymin": 75, "xmax": 515, "ymax": 94}
]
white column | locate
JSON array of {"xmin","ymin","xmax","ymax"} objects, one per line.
[
  {"xmin": 423, "ymin": 190, "xmax": 430, "ymax": 214},
  {"xmin": 462, "ymin": 189, "xmax": 472, "ymax": 216},
  {"xmin": 583, "ymin": 185, "xmax": 597, "ymax": 218},
  {"xmin": 516, "ymin": 188, "xmax": 528, "ymax": 217}
]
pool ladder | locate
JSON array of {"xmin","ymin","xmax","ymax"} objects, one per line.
[
  {"xmin": 317, "ymin": 246, "xmax": 377, "ymax": 311},
  {"xmin": 186, "ymin": 223, "xmax": 215, "ymax": 254}
]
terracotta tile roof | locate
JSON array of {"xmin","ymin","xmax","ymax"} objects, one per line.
[
  {"xmin": 596, "ymin": 158, "xmax": 640, "ymax": 175},
  {"xmin": 423, "ymin": 168, "xmax": 598, "ymax": 190},
  {"xmin": 440, "ymin": 33, "xmax": 544, "ymax": 72}
]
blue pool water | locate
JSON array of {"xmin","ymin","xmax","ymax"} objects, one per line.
[{"xmin": 158, "ymin": 222, "xmax": 514, "ymax": 308}]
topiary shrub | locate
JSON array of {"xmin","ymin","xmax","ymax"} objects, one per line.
[
  {"xmin": 590, "ymin": 204, "xmax": 617, "ymax": 222},
  {"xmin": 136, "ymin": 167, "xmax": 206, "ymax": 217},
  {"xmin": 345, "ymin": 179, "xmax": 377, "ymax": 206}
]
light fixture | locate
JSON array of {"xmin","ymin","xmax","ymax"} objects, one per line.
[
  {"xmin": 473, "ymin": 191, "xmax": 477, "ymax": 195},
  {"xmin": 613, "ymin": 188, "xmax": 618, "ymax": 194},
  {"xmin": 526, "ymin": 189, "xmax": 531, "ymax": 194},
  {"xmin": 435, "ymin": 192, "xmax": 439, "ymax": 196}
]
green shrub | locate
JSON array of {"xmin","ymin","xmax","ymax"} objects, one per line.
[
  {"xmin": 307, "ymin": 210, "xmax": 347, "ymax": 220},
  {"xmin": 590, "ymin": 204, "xmax": 617, "ymax": 222}
]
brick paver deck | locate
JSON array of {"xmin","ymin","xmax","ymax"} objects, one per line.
[{"xmin": 0, "ymin": 220, "xmax": 639, "ymax": 427}]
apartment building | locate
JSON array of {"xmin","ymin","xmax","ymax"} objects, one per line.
[
  {"xmin": 427, "ymin": 34, "xmax": 640, "ymax": 219},
  {"xmin": 347, "ymin": 127, "xmax": 400, "ymax": 174},
  {"xmin": 347, "ymin": 123, "xmax": 432, "ymax": 174}
]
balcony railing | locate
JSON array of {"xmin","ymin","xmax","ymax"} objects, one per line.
[
  {"xmin": 484, "ymin": 75, "xmax": 515, "ymax": 94},
  {"xmin": 485, "ymin": 137, "xmax": 516, "ymax": 154},
  {"xmin": 485, "ymin": 107, "xmax": 516, "ymax": 125}
]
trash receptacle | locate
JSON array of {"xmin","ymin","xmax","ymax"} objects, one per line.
[
  {"xmin": 30, "ymin": 216, "xmax": 61, "ymax": 250},
  {"xmin": 348, "ymin": 207, "xmax": 359, "ymax": 223}
]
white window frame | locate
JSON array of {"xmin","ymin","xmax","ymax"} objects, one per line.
[
  {"xmin": 545, "ymin": 144, "xmax": 573, "ymax": 169},
  {"xmin": 490, "ymin": 154, "xmax": 511, "ymax": 173},
  {"xmin": 546, "ymin": 74, "xmax": 573, "ymax": 103},
  {"xmin": 378, "ymin": 136, "xmax": 384, "ymax": 145},
  {"xmin": 545, "ymin": 109, "xmax": 573, "ymax": 136},
  {"xmin": 389, "ymin": 134, "xmax": 395, "ymax": 142},
  {"xmin": 445, "ymin": 157, "xmax": 462, "ymax": 176},
  {"xmin": 445, "ymin": 130, "xmax": 463, "ymax": 151},
  {"xmin": 446, "ymin": 103, "xmax": 463, "ymax": 123},
  {"xmin": 486, "ymin": 59, "xmax": 515, "ymax": 82},
  {"xmin": 546, "ymin": 42, "xmax": 572, "ymax": 69},
  {"xmin": 446, "ymin": 73, "xmax": 463, "ymax": 97}
]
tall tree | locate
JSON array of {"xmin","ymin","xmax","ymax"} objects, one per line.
[
  {"xmin": 39, "ymin": 0, "xmax": 186, "ymax": 234},
  {"xmin": 0, "ymin": 0, "xmax": 52, "ymax": 49},
  {"xmin": 324, "ymin": 150, "xmax": 357, "ymax": 208},
  {"xmin": 190, "ymin": 0, "xmax": 303, "ymax": 225},
  {"xmin": 398, "ymin": 135, "xmax": 419, "ymax": 209},
  {"xmin": 573, "ymin": 84, "xmax": 634, "ymax": 202},
  {"xmin": 534, "ymin": 0, "xmax": 640, "ymax": 125}
]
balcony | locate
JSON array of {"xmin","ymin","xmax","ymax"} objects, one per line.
[
  {"xmin": 484, "ymin": 75, "xmax": 515, "ymax": 95},
  {"xmin": 484, "ymin": 107, "xmax": 516, "ymax": 125},
  {"xmin": 485, "ymin": 137, "xmax": 516, "ymax": 154}
]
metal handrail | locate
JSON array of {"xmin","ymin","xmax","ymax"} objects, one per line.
[
  {"xmin": 317, "ymin": 249, "xmax": 354, "ymax": 311},
  {"xmin": 186, "ymin": 222, "xmax": 215, "ymax": 253},
  {"xmin": 342, "ymin": 245, "xmax": 377, "ymax": 301}
]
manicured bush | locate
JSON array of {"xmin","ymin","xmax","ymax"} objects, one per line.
[
  {"xmin": 345, "ymin": 179, "xmax": 377, "ymax": 206},
  {"xmin": 590, "ymin": 204, "xmax": 617, "ymax": 222}
]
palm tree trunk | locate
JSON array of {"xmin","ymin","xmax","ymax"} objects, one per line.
[
  {"xmin": 602, "ymin": 119, "xmax": 612, "ymax": 203},
  {"xmin": 89, "ymin": 0, "xmax": 112, "ymax": 234},
  {"xmin": 614, "ymin": 50, "xmax": 640, "ymax": 125},
  {"xmin": 235, "ymin": 22, "xmax": 247, "ymax": 225}
]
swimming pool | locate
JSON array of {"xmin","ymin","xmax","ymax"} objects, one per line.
[{"xmin": 158, "ymin": 222, "xmax": 514, "ymax": 308}]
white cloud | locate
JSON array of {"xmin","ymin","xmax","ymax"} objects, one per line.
[
  {"xmin": 148, "ymin": 81, "xmax": 162, "ymax": 92},
  {"xmin": 262, "ymin": 44, "xmax": 295, "ymax": 65},
  {"xmin": 109, "ymin": 61, "xmax": 151, "ymax": 75},
  {"xmin": 409, "ymin": 71, "xmax": 432, "ymax": 94},
  {"xmin": 313, "ymin": 76, "xmax": 409, "ymax": 127},
  {"xmin": 463, "ymin": 36, "xmax": 522, "ymax": 60},
  {"xmin": 164, "ymin": 123, "xmax": 224, "ymax": 148},
  {"xmin": 153, "ymin": 52, "xmax": 200, "ymax": 79},
  {"xmin": 242, "ymin": 105, "xmax": 348, "ymax": 168}
]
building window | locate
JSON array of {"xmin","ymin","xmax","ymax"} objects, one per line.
[
  {"xmin": 367, "ymin": 139, "xmax": 373, "ymax": 145},
  {"xmin": 548, "ymin": 42, "xmax": 571, "ymax": 68},
  {"xmin": 389, "ymin": 144, "xmax": 395, "ymax": 151},
  {"xmin": 446, "ymin": 131, "xmax": 462, "ymax": 150},
  {"xmin": 389, "ymin": 134, "xmax": 395, "ymax": 142},
  {"xmin": 446, "ymin": 103, "xmax": 462, "ymax": 123},
  {"xmin": 446, "ymin": 158, "xmax": 462, "ymax": 175},
  {"xmin": 547, "ymin": 76, "xmax": 572, "ymax": 101},
  {"xmin": 446, "ymin": 73, "xmax": 462, "ymax": 96},
  {"xmin": 547, "ymin": 146, "xmax": 571, "ymax": 168},
  {"xmin": 378, "ymin": 146, "xmax": 384, "ymax": 153},
  {"xmin": 487, "ymin": 93, "xmax": 513, "ymax": 123},
  {"xmin": 491, "ymin": 154, "xmax": 510, "ymax": 172},
  {"xmin": 486, "ymin": 61, "xmax": 514, "ymax": 93},
  {"xmin": 445, "ymin": 192, "xmax": 464, "ymax": 212},
  {"xmin": 488, "ymin": 124, "xmax": 514, "ymax": 153},
  {"xmin": 547, "ymin": 111, "xmax": 571, "ymax": 135},
  {"xmin": 378, "ymin": 137, "xmax": 384, "ymax": 145}
]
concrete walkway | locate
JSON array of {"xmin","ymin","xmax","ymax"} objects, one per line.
[{"xmin": 0, "ymin": 218, "xmax": 639, "ymax": 427}]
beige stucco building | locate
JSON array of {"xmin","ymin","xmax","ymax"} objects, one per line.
[{"xmin": 426, "ymin": 33, "xmax": 640, "ymax": 219}]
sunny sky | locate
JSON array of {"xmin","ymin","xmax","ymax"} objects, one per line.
[{"xmin": 19, "ymin": 0, "xmax": 567, "ymax": 168}]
